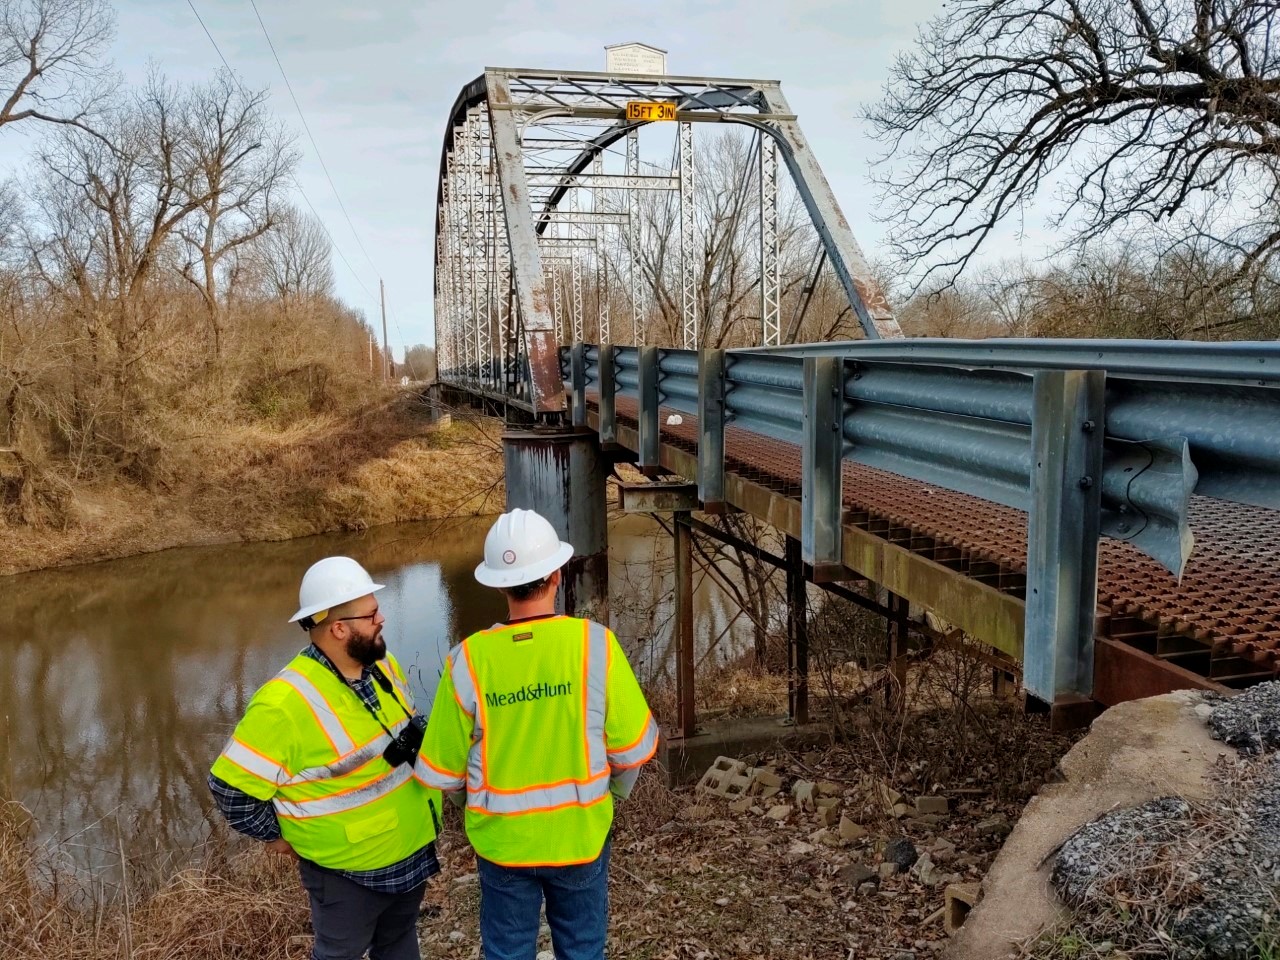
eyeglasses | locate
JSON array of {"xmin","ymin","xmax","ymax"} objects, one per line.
[{"xmin": 335, "ymin": 610, "xmax": 381, "ymax": 623}]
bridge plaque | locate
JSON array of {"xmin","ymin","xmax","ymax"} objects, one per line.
[{"xmin": 605, "ymin": 42, "xmax": 667, "ymax": 75}]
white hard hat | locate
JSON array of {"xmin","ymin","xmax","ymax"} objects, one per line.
[
  {"xmin": 289, "ymin": 556, "xmax": 385, "ymax": 624},
  {"xmin": 475, "ymin": 508, "xmax": 574, "ymax": 589}
]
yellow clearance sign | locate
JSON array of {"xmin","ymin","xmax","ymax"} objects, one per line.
[{"xmin": 625, "ymin": 100, "xmax": 677, "ymax": 122}]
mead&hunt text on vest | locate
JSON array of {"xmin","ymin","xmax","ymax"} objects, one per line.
[{"xmin": 484, "ymin": 680, "xmax": 574, "ymax": 708}]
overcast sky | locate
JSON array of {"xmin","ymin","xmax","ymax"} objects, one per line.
[{"xmin": 24, "ymin": 0, "xmax": 980, "ymax": 353}]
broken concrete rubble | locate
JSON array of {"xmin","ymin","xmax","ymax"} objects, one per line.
[{"xmin": 914, "ymin": 795, "xmax": 949, "ymax": 816}]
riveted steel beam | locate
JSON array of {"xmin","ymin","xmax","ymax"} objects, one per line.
[
  {"xmin": 752, "ymin": 84, "xmax": 901, "ymax": 341},
  {"xmin": 619, "ymin": 482, "xmax": 700, "ymax": 513},
  {"xmin": 486, "ymin": 71, "xmax": 565, "ymax": 416}
]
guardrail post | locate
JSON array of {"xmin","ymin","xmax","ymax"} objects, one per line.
[
  {"xmin": 638, "ymin": 346, "xmax": 660, "ymax": 471},
  {"xmin": 570, "ymin": 342, "xmax": 587, "ymax": 427},
  {"xmin": 697, "ymin": 349, "xmax": 726, "ymax": 510},
  {"xmin": 802, "ymin": 356, "xmax": 844, "ymax": 577},
  {"xmin": 598, "ymin": 344, "xmax": 617, "ymax": 445},
  {"xmin": 1025, "ymin": 369, "xmax": 1105, "ymax": 724}
]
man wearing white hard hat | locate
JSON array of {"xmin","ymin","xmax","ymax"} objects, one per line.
[
  {"xmin": 420, "ymin": 508, "xmax": 659, "ymax": 960},
  {"xmin": 209, "ymin": 556, "xmax": 443, "ymax": 960}
]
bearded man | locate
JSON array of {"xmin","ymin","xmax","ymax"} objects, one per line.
[{"xmin": 209, "ymin": 556, "xmax": 442, "ymax": 960}]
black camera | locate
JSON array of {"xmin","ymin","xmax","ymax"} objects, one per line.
[{"xmin": 383, "ymin": 713, "xmax": 426, "ymax": 768}]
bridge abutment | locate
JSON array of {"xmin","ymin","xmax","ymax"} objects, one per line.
[{"xmin": 502, "ymin": 425, "xmax": 609, "ymax": 624}]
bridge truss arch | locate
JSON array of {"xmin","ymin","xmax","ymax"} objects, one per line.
[{"xmin": 433, "ymin": 67, "xmax": 902, "ymax": 417}]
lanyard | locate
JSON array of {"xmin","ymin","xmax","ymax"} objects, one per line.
[{"xmin": 309, "ymin": 645, "xmax": 414, "ymax": 737}]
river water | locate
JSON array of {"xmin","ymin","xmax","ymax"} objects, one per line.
[{"xmin": 0, "ymin": 515, "xmax": 746, "ymax": 869}]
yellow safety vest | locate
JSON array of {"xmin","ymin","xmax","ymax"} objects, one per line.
[
  {"xmin": 419, "ymin": 615, "xmax": 659, "ymax": 867},
  {"xmin": 211, "ymin": 650, "xmax": 441, "ymax": 871}
]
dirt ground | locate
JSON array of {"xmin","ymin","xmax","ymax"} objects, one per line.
[{"xmin": 417, "ymin": 665, "xmax": 1082, "ymax": 960}]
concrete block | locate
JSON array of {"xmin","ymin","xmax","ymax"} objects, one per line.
[
  {"xmin": 891, "ymin": 803, "xmax": 913, "ymax": 818},
  {"xmin": 766, "ymin": 804, "xmax": 792, "ymax": 821},
  {"xmin": 914, "ymin": 795, "xmax": 949, "ymax": 816},
  {"xmin": 945, "ymin": 882, "xmax": 982, "ymax": 935},
  {"xmin": 696, "ymin": 756, "xmax": 753, "ymax": 798},
  {"xmin": 749, "ymin": 769, "xmax": 783, "ymax": 796},
  {"xmin": 816, "ymin": 804, "xmax": 841, "ymax": 827}
]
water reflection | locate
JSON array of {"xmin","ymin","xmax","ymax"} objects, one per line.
[{"xmin": 0, "ymin": 514, "xmax": 750, "ymax": 868}]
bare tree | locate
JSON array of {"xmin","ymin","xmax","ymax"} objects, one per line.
[
  {"xmin": 254, "ymin": 203, "xmax": 334, "ymax": 306},
  {"xmin": 176, "ymin": 72, "xmax": 299, "ymax": 359},
  {"xmin": 596, "ymin": 126, "xmax": 821, "ymax": 349},
  {"xmin": 865, "ymin": 0, "xmax": 1280, "ymax": 292},
  {"xmin": 0, "ymin": 0, "xmax": 112, "ymax": 129},
  {"xmin": 29, "ymin": 72, "xmax": 228, "ymax": 468}
]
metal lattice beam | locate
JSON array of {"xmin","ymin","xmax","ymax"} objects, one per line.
[
  {"xmin": 760, "ymin": 137, "xmax": 781, "ymax": 347},
  {"xmin": 678, "ymin": 121, "xmax": 698, "ymax": 350}
]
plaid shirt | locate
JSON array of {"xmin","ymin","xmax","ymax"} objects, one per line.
[{"xmin": 208, "ymin": 644, "xmax": 439, "ymax": 893}]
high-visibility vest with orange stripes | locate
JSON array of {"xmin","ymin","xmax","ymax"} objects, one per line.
[
  {"xmin": 210, "ymin": 651, "xmax": 441, "ymax": 871},
  {"xmin": 419, "ymin": 615, "xmax": 659, "ymax": 867}
]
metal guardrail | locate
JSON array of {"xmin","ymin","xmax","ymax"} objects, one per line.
[
  {"xmin": 556, "ymin": 338, "xmax": 1280, "ymax": 705},
  {"xmin": 736, "ymin": 337, "xmax": 1280, "ymax": 385}
]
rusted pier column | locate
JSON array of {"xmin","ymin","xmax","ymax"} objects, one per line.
[{"xmin": 502, "ymin": 425, "xmax": 609, "ymax": 624}]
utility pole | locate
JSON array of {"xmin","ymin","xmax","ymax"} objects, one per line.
[
  {"xmin": 368, "ymin": 335, "xmax": 374, "ymax": 377},
  {"xmin": 380, "ymin": 277, "xmax": 391, "ymax": 382}
]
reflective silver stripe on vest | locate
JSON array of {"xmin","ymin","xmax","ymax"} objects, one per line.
[
  {"xmin": 414, "ymin": 753, "xmax": 465, "ymax": 792},
  {"xmin": 608, "ymin": 713, "xmax": 659, "ymax": 769},
  {"xmin": 284, "ymin": 719, "xmax": 406, "ymax": 785},
  {"xmin": 273, "ymin": 668, "xmax": 357, "ymax": 755},
  {"xmin": 274, "ymin": 763, "xmax": 415, "ymax": 819},
  {"xmin": 585, "ymin": 622, "xmax": 609, "ymax": 777},
  {"xmin": 451, "ymin": 647, "xmax": 486, "ymax": 791},
  {"xmin": 220, "ymin": 737, "xmax": 288, "ymax": 785},
  {"xmin": 468, "ymin": 773, "xmax": 611, "ymax": 815}
]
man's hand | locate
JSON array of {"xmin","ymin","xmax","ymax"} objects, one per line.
[{"xmin": 264, "ymin": 838, "xmax": 299, "ymax": 860}]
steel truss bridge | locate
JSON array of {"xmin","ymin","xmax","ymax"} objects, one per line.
[{"xmin": 435, "ymin": 66, "xmax": 1280, "ymax": 731}]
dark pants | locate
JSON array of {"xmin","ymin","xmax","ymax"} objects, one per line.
[
  {"xmin": 298, "ymin": 859, "xmax": 426, "ymax": 960},
  {"xmin": 476, "ymin": 841, "xmax": 610, "ymax": 960}
]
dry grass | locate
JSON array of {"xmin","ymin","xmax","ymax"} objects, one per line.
[
  {"xmin": 0, "ymin": 395, "xmax": 504, "ymax": 576},
  {"xmin": 0, "ymin": 802, "xmax": 312, "ymax": 960}
]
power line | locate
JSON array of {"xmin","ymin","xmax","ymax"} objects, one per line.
[
  {"xmin": 183, "ymin": 0, "xmax": 382, "ymax": 315},
  {"xmin": 186, "ymin": 0, "xmax": 236, "ymax": 77},
  {"xmin": 248, "ymin": 0, "xmax": 381, "ymax": 279}
]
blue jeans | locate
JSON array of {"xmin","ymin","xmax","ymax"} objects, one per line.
[{"xmin": 476, "ymin": 841, "xmax": 610, "ymax": 960}]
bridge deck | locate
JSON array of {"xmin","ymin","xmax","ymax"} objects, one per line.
[{"xmin": 604, "ymin": 395, "xmax": 1280, "ymax": 687}]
